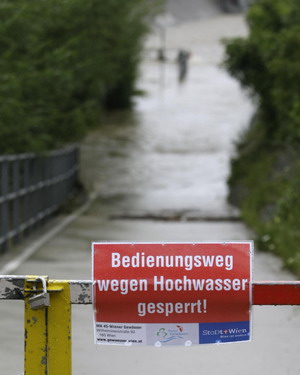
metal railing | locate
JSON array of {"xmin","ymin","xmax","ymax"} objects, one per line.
[{"xmin": 0, "ymin": 145, "xmax": 79, "ymax": 253}]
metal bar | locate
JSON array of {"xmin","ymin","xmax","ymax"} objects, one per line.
[
  {"xmin": 1, "ymin": 278, "xmax": 300, "ymax": 305},
  {"xmin": 23, "ymin": 159, "xmax": 30, "ymax": 235},
  {"xmin": 0, "ymin": 276, "xmax": 25, "ymax": 299},
  {"xmin": 12, "ymin": 160, "xmax": 20, "ymax": 243},
  {"xmin": 26, "ymin": 159, "xmax": 34, "ymax": 234},
  {"xmin": 48, "ymin": 280, "xmax": 72, "ymax": 375},
  {"xmin": 32, "ymin": 158, "xmax": 38, "ymax": 227},
  {"xmin": 252, "ymin": 281, "xmax": 300, "ymax": 305},
  {"xmin": 0, "ymin": 160, "xmax": 9, "ymax": 252},
  {"xmin": 41, "ymin": 157, "xmax": 47, "ymax": 217},
  {"xmin": 70, "ymin": 280, "xmax": 93, "ymax": 305}
]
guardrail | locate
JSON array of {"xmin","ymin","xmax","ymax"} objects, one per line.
[
  {"xmin": 1, "ymin": 276, "xmax": 300, "ymax": 374},
  {"xmin": 221, "ymin": 0, "xmax": 253, "ymax": 12},
  {"xmin": 0, "ymin": 145, "xmax": 79, "ymax": 253}
]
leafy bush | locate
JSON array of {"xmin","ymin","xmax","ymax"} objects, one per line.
[
  {"xmin": 224, "ymin": 0, "xmax": 300, "ymax": 144},
  {"xmin": 0, "ymin": 0, "xmax": 151, "ymax": 153},
  {"xmin": 224, "ymin": 0, "xmax": 300, "ymax": 275}
]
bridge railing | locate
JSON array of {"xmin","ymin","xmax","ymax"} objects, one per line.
[{"xmin": 0, "ymin": 145, "xmax": 79, "ymax": 253}]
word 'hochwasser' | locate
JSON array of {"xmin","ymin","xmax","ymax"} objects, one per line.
[
  {"xmin": 111, "ymin": 252, "xmax": 234, "ymax": 271},
  {"xmin": 96, "ymin": 276, "xmax": 248, "ymax": 295}
]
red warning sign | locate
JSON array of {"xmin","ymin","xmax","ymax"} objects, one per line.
[{"xmin": 93, "ymin": 242, "xmax": 252, "ymax": 346}]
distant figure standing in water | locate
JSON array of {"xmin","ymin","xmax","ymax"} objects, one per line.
[
  {"xmin": 177, "ymin": 49, "xmax": 190, "ymax": 82},
  {"xmin": 157, "ymin": 48, "xmax": 166, "ymax": 62}
]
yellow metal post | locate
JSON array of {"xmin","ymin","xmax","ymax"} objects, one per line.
[
  {"xmin": 48, "ymin": 280, "xmax": 72, "ymax": 375},
  {"xmin": 24, "ymin": 277, "xmax": 72, "ymax": 375},
  {"xmin": 24, "ymin": 277, "xmax": 48, "ymax": 375}
]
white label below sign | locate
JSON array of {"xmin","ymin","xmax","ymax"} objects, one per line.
[{"xmin": 95, "ymin": 323, "xmax": 147, "ymax": 345}]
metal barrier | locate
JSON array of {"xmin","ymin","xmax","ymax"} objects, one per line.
[
  {"xmin": 1, "ymin": 275, "xmax": 300, "ymax": 374},
  {"xmin": 221, "ymin": 0, "xmax": 253, "ymax": 12},
  {"xmin": 0, "ymin": 145, "xmax": 79, "ymax": 253}
]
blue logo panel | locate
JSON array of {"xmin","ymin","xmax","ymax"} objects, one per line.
[{"xmin": 199, "ymin": 321, "xmax": 250, "ymax": 344}]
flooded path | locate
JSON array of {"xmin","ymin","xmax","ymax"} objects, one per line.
[
  {"xmin": 80, "ymin": 15, "xmax": 253, "ymax": 221},
  {"xmin": 1, "ymin": 9, "xmax": 300, "ymax": 375}
]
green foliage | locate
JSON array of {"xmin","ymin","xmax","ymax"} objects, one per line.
[
  {"xmin": 228, "ymin": 140, "xmax": 300, "ymax": 274},
  {"xmin": 0, "ymin": 0, "xmax": 152, "ymax": 153},
  {"xmin": 224, "ymin": 0, "xmax": 300, "ymax": 275},
  {"xmin": 224, "ymin": 0, "xmax": 300, "ymax": 143}
]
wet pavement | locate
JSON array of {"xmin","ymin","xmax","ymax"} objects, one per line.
[{"xmin": 1, "ymin": 6, "xmax": 300, "ymax": 375}]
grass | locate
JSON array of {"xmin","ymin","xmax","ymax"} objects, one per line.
[{"xmin": 228, "ymin": 115, "xmax": 300, "ymax": 276}]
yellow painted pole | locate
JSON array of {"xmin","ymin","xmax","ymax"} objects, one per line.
[
  {"xmin": 24, "ymin": 278, "xmax": 48, "ymax": 375},
  {"xmin": 48, "ymin": 280, "xmax": 72, "ymax": 375},
  {"xmin": 24, "ymin": 278, "xmax": 72, "ymax": 375}
]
